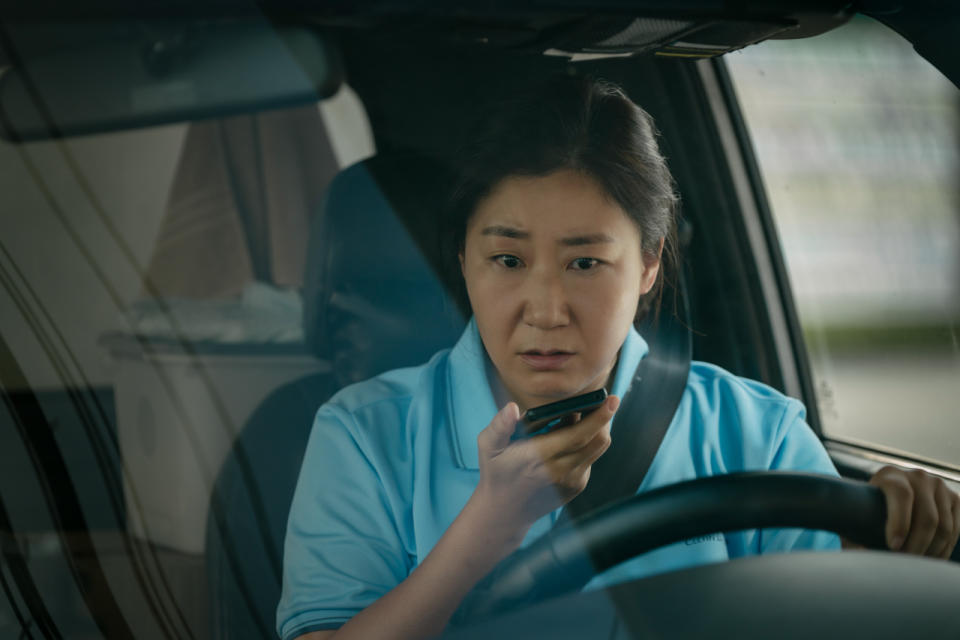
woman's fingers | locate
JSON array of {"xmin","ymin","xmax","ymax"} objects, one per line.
[
  {"xmin": 532, "ymin": 395, "xmax": 619, "ymax": 462},
  {"xmin": 543, "ymin": 429, "xmax": 612, "ymax": 500},
  {"xmin": 477, "ymin": 402, "xmax": 521, "ymax": 456},
  {"xmin": 565, "ymin": 428, "xmax": 612, "ymax": 481},
  {"xmin": 900, "ymin": 470, "xmax": 938, "ymax": 555},
  {"xmin": 928, "ymin": 479, "xmax": 960, "ymax": 559},
  {"xmin": 870, "ymin": 465, "xmax": 960, "ymax": 557},
  {"xmin": 475, "ymin": 395, "xmax": 619, "ymax": 521},
  {"xmin": 520, "ymin": 395, "xmax": 618, "ymax": 499},
  {"xmin": 870, "ymin": 466, "xmax": 913, "ymax": 551}
]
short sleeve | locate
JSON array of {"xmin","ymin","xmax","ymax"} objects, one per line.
[
  {"xmin": 276, "ymin": 404, "xmax": 413, "ymax": 640},
  {"xmin": 759, "ymin": 399, "xmax": 842, "ymax": 554}
]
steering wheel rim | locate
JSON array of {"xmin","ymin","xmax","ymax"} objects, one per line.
[{"xmin": 452, "ymin": 471, "xmax": 888, "ymax": 624}]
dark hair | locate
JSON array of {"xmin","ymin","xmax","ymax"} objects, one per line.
[{"xmin": 445, "ymin": 74, "xmax": 680, "ymax": 320}]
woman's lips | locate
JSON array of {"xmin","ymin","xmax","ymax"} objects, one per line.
[{"xmin": 519, "ymin": 351, "xmax": 574, "ymax": 370}]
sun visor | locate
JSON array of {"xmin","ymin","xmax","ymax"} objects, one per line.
[
  {"xmin": 541, "ymin": 15, "xmax": 805, "ymax": 60},
  {"xmin": 0, "ymin": 20, "xmax": 342, "ymax": 142}
]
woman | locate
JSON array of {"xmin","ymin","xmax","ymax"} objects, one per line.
[{"xmin": 277, "ymin": 76, "xmax": 960, "ymax": 640}]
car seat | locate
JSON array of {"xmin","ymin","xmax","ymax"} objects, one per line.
[{"xmin": 204, "ymin": 153, "xmax": 466, "ymax": 640}]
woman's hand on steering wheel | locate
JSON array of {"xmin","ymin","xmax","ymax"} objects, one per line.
[
  {"xmin": 471, "ymin": 395, "xmax": 620, "ymax": 536},
  {"xmin": 863, "ymin": 466, "xmax": 960, "ymax": 559}
]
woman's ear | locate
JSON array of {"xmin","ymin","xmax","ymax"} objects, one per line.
[{"xmin": 639, "ymin": 237, "xmax": 664, "ymax": 295}]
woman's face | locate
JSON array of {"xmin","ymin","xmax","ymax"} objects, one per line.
[{"xmin": 460, "ymin": 169, "xmax": 661, "ymax": 411}]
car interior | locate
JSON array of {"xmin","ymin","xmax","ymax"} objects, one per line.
[{"xmin": 1, "ymin": 1, "xmax": 959, "ymax": 639}]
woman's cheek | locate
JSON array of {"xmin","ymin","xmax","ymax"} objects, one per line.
[
  {"xmin": 466, "ymin": 263, "xmax": 504, "ymax": 301},
  {"xmin": 576, "ymin": 277, "xmax": 640, "ymax": 335},
  {"xmin": 477, "ymin": 272, "xmax": 514, "ymax": 306},
  {"xmin": 573, "ymin": 274, "xmax": 624, "ymax": 308}
]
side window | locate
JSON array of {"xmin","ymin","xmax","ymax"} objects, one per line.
[{"xmin": 726, "ymin": 17, "xmax": 960, "ymax": 470}]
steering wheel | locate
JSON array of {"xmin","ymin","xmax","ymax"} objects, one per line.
[
  {"xmin": 446, "ymin": 472, "xmax": 960, "ymax": 638},
  {"xmin": 451, "ymin": 472, "xmax": 890, "ymax": 623}
]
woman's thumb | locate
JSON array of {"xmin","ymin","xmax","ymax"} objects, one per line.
[{"xmin": 478, "ymin": 402, "xmax": 520, "ymax": 454}]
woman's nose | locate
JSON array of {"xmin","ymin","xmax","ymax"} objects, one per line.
[{"xmin": 521, "ymin": 270, "xmax": 570, "ymax": 329}]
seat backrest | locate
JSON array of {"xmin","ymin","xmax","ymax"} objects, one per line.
[
  {"xmin": 304, "ymin": 153, "xmax": 466, "ymax": 382},
  {"xmin": 205, "ymin": 154, "xmax": 466, "ymax": 640}
]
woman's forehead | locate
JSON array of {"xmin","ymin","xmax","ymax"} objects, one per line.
[{"xmin": 467, "ymin": 169, "xmax": 639, "ymax": 240}]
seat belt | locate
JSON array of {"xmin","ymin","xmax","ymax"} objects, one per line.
[{"xmin": 556, "ymin": 274, "xmax": 692, "ymax": 525}]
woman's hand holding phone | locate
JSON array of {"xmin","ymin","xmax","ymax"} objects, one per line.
[
  {"xmin": 471, "ymin": 393, "xmax": 620, "ymax": 539},
  {"xmin": 322, "ymin": 395, "xmax": 618, "ymax": 640}
]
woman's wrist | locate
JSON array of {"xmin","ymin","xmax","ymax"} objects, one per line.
[
  {"xmin": 329, "ymin": 490, "xmax": 531, "ymax": 640},
  {"xmin": 460, "ymin": 487, "xmax": 532, "ymax": 556}
]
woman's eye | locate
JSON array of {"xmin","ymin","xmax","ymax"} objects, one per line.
[
  {"xmin": 494, "ymin": 254, "xmax": 523, "ymax": 269},
  {"xmin": 570, "ymin": 257, "xmax": 600, "ymax": 271}
]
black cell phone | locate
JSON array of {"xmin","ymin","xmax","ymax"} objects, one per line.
[{"xmin": 519, "ymin": 388, "xmax": 608, "ymax": 437}]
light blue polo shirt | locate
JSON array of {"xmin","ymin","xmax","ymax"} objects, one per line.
[{"xmin": 277, "ymin": 319, "xmax": 840, "ymax": 639}]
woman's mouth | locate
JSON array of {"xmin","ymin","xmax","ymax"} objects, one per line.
[{"xmin": 519, "ymin": 350, "xmax": 574, "ymax": 370}]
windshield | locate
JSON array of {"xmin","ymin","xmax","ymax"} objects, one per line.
[{"xmin": 1, "ymin": 10, "xmax": 958, "ymax": 640}]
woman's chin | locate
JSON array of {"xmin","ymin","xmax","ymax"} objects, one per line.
[{"xmin": 516, "ymin": 379, "xmax": 592, "ymax": 406}]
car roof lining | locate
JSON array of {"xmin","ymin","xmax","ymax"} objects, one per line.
[
  {"xmin": 5, "ymin": 2, "xmax": 958, "ymax": 142},
  {"xmin": 0, "ymin": 2, "xmax": 860, "ymax": 141}
]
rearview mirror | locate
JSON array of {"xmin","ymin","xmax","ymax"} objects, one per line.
[{"xmin": 0, "ymin": 19, "xmax": 341, "ymax": 141}]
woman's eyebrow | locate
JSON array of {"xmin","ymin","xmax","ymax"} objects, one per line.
[
  {"xmin": 560, "ymin": 233, "xmax": 615, "ymax": 246},
  {"xmin": 480, "ymin": 225, "xmax": 529, "ymax": 239},
  {"xmin": 479, "ymin": 226, "xmax": 613, "ymax": 246}
]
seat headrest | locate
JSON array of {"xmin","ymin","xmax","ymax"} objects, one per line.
[{"xmin": 303, "ymin": 155, "xmax": 466, "ymax": 385}]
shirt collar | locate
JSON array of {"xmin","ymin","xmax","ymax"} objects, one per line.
[{"xmin": 446, "ymin": 318, "xmax": 650, "ymax": 470}]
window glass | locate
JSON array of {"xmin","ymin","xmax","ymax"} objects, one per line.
[
  {"xmin": 726, "ymin": 16, "xmax": 960, "ymax": 469},
  {"xmin": 0, "ymin": 81, "xmax": 374, "ymax": 637}
]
